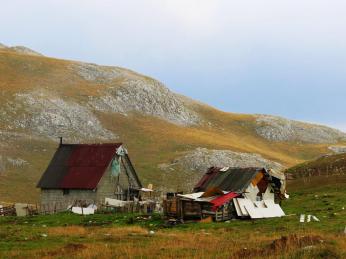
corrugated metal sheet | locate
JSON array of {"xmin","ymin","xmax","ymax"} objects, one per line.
[
  {"xmin": 210, "ymin": 192, "xmax": 239, "ymax": 211},
  {"xmin": 36, "ymin": 145, "xmax": 74, "ymax": 189},
  {"xmin": 37, "ymin": 143, "xmax": 122, "ymax": 189},
  {"xmin": 194, "ymin": 167, "xmax": 219, "ymax": 190},
  {"xmin": 194, "ymin": 167, "xmax": 266, "ymax": 192}
]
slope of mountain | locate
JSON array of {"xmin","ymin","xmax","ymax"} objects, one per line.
[
  {"xmin": 0, "ymin": 44, "xmax": 345, "ymax": 202},
  {"xmin": 285, "ymin": 153, "xmax": 346, "ymax": 179},
  {"xmin": 256, "ymin": 115, "xmax": 346, "ymax": 144},
  {"xmin": 0, "ymin": 43, "xmax": 43, "ymax": 56}
]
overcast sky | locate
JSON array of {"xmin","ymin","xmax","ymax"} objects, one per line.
[{"xmin": 1, "ymin": 0, "xmax": 345, "ymax": 131}]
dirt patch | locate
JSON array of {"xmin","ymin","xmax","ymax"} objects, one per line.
[
  {"xmin": 44, "ymin": 243, "xmax": 87, "ymax": 257},
  {"xmin": 270, "ymin": 234, "xmax": 323, "ymax": 251},
  {"xmin": 63, "ymin": 243, "xmax": 87, "ymax": 251},
  {"xmin": 235, "ymin": 234, "xmax": 324, "ymax": 258}
]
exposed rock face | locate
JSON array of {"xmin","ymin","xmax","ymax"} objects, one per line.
[
  {"xmin": 9, "ymin": 46, "xmax": 43, "ymax": 56},
  {"xmin": 0, "ymin": 156, "xmax": 4, "ymax": 173},
  {"xmin": 74, "ymin": 64, "xmax": 200, "ymax": 126},
  {"xmin": 71, "ymin": 62, "xmax": 122, "ymax": 83},
  {"xmin": 285, "ymin": 153, "xmax": 346, "ymax": 179},
  {"xmin": 89, "ymin": 78, "xmax": 200, "ymax": 126},
  {"xmin": 0, "ymin": 155, "xmax": 27, "ymax": 174},
  {"xmin": 159, "ymin": 147, "xmax": 283, "ymax": 174},
  {"xmin": 69, "ymin": 62, "xmax": 200, "ymax": 126},
  {"xmin": 13, "ymin": 91, "xmax": 116, "ymax": 141},
  {"xmin": 255, "ymin": 115, "xmax": 346, "ymax": 144},
  {"xmin": 329, "ymin": 146, "xmax": 346, "ymax": 154}
]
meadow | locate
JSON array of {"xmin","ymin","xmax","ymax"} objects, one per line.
[{"xmin": 0, "ymin": 175, "xmax": 345, "ymax": 259}]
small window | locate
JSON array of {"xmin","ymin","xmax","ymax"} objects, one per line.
[{"xmin": 63, "ymin": 189, "xmax": 70, "ymax": 195}]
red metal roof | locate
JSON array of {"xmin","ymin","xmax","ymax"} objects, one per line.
[
  {"xmin": 38, "ymin": 143, "xmax": 122, "ymax": 189},
  {"xmin": 210, "ymin": 192, "xmax": 239, "ymax": 211}
]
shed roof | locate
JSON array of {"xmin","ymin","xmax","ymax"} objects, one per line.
[
  {"xmin": 37, "ymin": 143, "xmax": 122, "ymax": 189},
  {"xmin": 194, "ymin": 167, "xmax": 266, "ymax": 193}
]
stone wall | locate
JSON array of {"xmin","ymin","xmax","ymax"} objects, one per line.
[
  {"xmin": 40, "ymin": 189, "xmax": 97, "ymax": 206},
  {"xmin": 40, "ymin": 157, "xmax": 138, "ymax": 206}
]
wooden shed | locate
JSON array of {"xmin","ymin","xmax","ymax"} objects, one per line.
[{"xmin": 164, "ymin": 167, "xmax": 286, "ymax": 221}]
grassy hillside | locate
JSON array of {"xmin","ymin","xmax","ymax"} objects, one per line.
[
  {"xmin": 0, "ymin": 47, "xmax": 345, "ymax": 202},
  {"xmin": 286, "ymin": 153, "xmax": 346, "ymax": 179}
]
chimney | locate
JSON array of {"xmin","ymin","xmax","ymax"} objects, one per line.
[{"xmin": 59, "ymin": 137, "xmax": 63, "ymax": 146}]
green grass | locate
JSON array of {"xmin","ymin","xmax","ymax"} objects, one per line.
[{"xmin": 0, "ymin": 176, "xmax": 345, "ymax": 258}]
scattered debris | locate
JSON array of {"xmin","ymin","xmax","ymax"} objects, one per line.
[
  {"xmin": 307, "ymin": 215, "xmax": 311, "ymax": 222},
  {"xmin": 299, "ymin": 214, "xmax": 319, "ymax": 223},
  {"xmin": 312, "ymin": 215, "xmax": 320, "ymax": 222},
  {"xmin": 300, "ymin": 214, "xmax": 305, "ymax": 223},
  {"xmin": 71, "ymin": 207, "xmax": 95, "ymax": 215},
  {"xmin": 164, "ymin": 167, "xmax": 287, "ymax": 221}
]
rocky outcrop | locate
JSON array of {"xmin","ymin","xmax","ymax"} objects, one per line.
[
  {"xmin": 70, "ymin": 62, "xmax": 123, "ymax": 84},
  {"xmin": 90, "ymin": 80, "xmax": 200, "ymax": 126},
  {"xmin": 255, "ymin": 115, "xmax": 346, "ymax": 144},
  {"xmin": 285, "ymin": 153, "xmax": 346, "ymax": 178},
  {"xmin": 9, "ymin": 46, "xmax": 43, "ymax": 56},
  {"xmin": 0, "ymin": 156, "xmax": 4, "ymax": 173},
  {"xmin": 0, "ymin": 155, "xmax": 27, "ymax": 174},
  {"xmin": 69, "ymin": 62, "xmax": 200, "ymax": 126},
  {"xmin": 0, "ymin": 44, "xmax": 43, "ymax": 56},
  {"xmin": 329, "ymin": 146, "xmax": 346, "ymax": 154},
  {"xmin": 13, "ymin": 91, "xmax": 116, "ymax": 141},
  {"xmin": 159, "ymin": 147, "xmax": 283, "ymax": 174}
]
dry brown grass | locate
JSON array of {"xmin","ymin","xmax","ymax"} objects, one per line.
[
  {"xmin": 5, "ymin": 226, "xmax": 344, "ymax": 259},
  {"xmin": 47, "ymin": 226, "xmax": 87, "ymax": 236}
]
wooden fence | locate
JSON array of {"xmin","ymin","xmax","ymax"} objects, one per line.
[
  {"xmin": 0, "ymin": 199, "xmax": 160, "ymax": 216},
  {"xmin": 0, "ymin": 205, "xmax": 16, "ymax": 216}
]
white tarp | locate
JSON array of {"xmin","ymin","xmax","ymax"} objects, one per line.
[
  {"xmin": 234, "ymin": 198, "xmax": 252, "ymax": 217},
  {"xmin": 234, "ymin": 198, "xmax": 285, "ymax": 218},
  {"xmin": 105, "ymin": 198, "xmax": 129, "ymax": 207},
  {"xmin": 15, "ymin": 203, "xmax": 28, "ymax": 217},
  {"xmin": 262, "ymin": 187, "xmax": 275, "ymax": 201},
  {"xmin": 177, "ymin": 192, "xmax": 204, "ymax": 200},
  {"xmin": 87, "ymin": 204, "xmax": 97, "ymax": 210},
  {"xmin": 244, "ymin": 184, "xmax": 260, "ymax": 201},
  {"xmin": 233, "ymin": 197, "xmax": 243, "ymax": 216},
  {"xmin": 140, "ymin": 188, "xmax": 153, "ymax": 192},
  {"xmin": 71, "ymin": 207, "xmax": 95, "ymax": 215}
]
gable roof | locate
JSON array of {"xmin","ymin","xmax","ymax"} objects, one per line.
[
  {"xmin": 194, "ymin": 167, "xmax": 267, "ymax": 193},
  {"xmin": 37, "ymin": 143, "xmax": 122, "ymax": 189}
]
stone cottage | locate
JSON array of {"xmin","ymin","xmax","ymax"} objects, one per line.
[{"xmin": 37, "ymin": 142, "xmax": 142, "ymax": 207}]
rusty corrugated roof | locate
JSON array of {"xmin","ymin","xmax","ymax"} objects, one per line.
[
  {"xmin": 194, "ymin": 167, "xmax": 266, "ymax": 192},
  {"xmin": 37, "ymin": 143, "xmax": 122, "ymax": 189}
]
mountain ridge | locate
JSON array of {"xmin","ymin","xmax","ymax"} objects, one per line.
[{"xmin": 0, "ymin": 45, "xmax": 345, "ymax": 202}]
